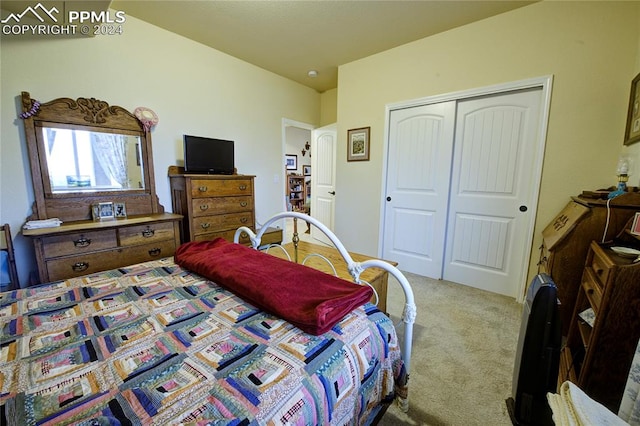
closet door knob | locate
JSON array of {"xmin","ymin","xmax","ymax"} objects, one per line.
[{"xmin": 519, "ymin": 205, "xmax": 528, "ymax": 212}]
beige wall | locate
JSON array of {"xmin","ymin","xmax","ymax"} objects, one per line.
[
  {"xmin": 0, "ymin": 14, "xmax": 320, "ymax": 284},
  {"xmin": 622, "ymin": 10, "xmax": 640, "ymax": 162},
  {"xmin": 335, "ymin": 1, "xmax": 640, "ymax": 294},
  {"xmin": 320, "ymin": 88, "xmax": 337, "ymax": 126}
]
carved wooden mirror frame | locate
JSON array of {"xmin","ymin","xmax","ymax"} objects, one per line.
[{"xmin": 20, "ymin": 91, "xmax": 163, "ymax": 222}]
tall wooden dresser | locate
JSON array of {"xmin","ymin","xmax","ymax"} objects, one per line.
[
  {"xmin": 168, "ymin": 166, "xmax": 256, "ymax": 244},
  {"xmin": 539, "ymin": 193, "xmax": 640, "ymax": 335}
]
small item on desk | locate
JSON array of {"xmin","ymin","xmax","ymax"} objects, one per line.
[
  {"xmin": 23, "ymin": 218, "xmax": 62, "ymax": 229},
  {"xmin": 610, "ymin": 246, "xmax": 640, "ymax": 258}
]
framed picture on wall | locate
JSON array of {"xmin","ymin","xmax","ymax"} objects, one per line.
[
  {"xmin": 631, "ymin": 212, "xmax": 640, "ymax": 236},
  {"xmin": 624, "ymin": 72, "xmax": 640, "ymax": 146},
  {"xmin": 303, "ymin": 165, "xmax": 311, "ymax": 176},
  {"xmin": 285, "ymin": 154, "xmax": 297, "ymax": 170},
  {"xmin": 347, "ymin": 127, "xmax": 370, "ymax": 161}
]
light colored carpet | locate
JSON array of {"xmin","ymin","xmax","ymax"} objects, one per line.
[
  {"xmin": 282, "ymin": 219, "xmax": 523, "ymax": 425},
  {"xmin": 379, "ymin": 272, "xmax": 522, "ymax": 426}
]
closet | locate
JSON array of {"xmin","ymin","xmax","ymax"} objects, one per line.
[{"xmin": 382, "ymin": 80, "xmax": 550, "ymax": 298}]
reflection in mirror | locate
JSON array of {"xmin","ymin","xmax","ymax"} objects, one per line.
[{"xmin": 42, "ymin": 127, "xmax": 145, "ymax": 193}]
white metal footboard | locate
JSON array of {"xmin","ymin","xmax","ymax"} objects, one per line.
[{"xmin": 234, "ymin": 211, "xmax": 416, "ymax": 412}]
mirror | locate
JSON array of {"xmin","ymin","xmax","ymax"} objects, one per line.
[
  {"xmin": 38, "ymin": 126, "xmax": 145, "ymax": 193},
  {"xmin": 21, "ymin": 91, "xmax": 162, "ymax": 222}
]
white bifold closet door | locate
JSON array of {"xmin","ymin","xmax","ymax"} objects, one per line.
[{"xmin": 383, "ymin": 88, "xmax": 543, "ymax": 297}]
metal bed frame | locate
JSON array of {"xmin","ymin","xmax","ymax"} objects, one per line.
[{"xmin": 235, "ymin": 211, "xmax": 416, "ymax": 412}]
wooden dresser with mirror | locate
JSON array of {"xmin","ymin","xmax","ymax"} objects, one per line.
[{"xmin": 19, "ymin": 91, "xmax": 182, "ymax": 283}]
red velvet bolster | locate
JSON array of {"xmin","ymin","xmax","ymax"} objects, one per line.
[{"xmin": 174, "ymin": 238, "xmax": 373, "ymax": 335}]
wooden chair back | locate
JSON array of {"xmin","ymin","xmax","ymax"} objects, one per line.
[{"xmin": 1, "ymin": 224, "xmax": 19, "ymax": 290}]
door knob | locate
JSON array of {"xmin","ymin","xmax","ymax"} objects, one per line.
[
  {"xmin": 387, "ymin": 196, "xmax": 392, "ymax": 201},
  {"xmin": 519, "ymin": 205, "xmax": 528, "ymax": 212},
  {"xmin": 328, "ymin": 191, "xmax": 336, "ymax": 195}
]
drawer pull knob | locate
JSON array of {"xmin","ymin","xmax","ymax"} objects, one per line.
[
  {"xmin": 200, "ymin": 204, "xmax": 209, "ymax": 211},
  {"xmin": 239, "ymin": 185, "xmax": 247, "ymax": 190},
  {"xmin": 141, "ymin": 227, "xmax": 155, "ymax": 238},
  {"xmin": 73, "ymin": 237, "xmax": 91, "ymax": 248},
  {"xmin": 240, "ymin": 217, "xmax": 248, "ymax": 223},
  {"xmin": 148, "ymin": 248, "xmax": 161, "ymax": 257},
  {"xmin": 241, "ymin": 232, "xmax": 248, "ymax": 239},
  {"xmin": 198, "ymin": 186, "xmax": 208, "ymax": 192},
  {"xmin": 72, "ymin": 262, "xmax": 89, "ymax": 272},
  {"xmin": 201, "ymin": 223, "xmax": 210, "ymax": 229},
  {"xmin": 240, "ymin": 201, "xmax": 248, "ymax": 207}
]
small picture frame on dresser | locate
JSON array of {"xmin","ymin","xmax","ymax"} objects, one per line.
[
  {"xmin": 114, "ymin": 203, "xmax": 127, "ymax": 218},
  {"xmin": 92, "ymin": 202, "xmax": 115, "ymax": 221}
]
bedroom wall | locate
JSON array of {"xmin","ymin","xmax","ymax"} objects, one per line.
[
  {"xmin": 622, "ymin": 11, "xmax": 640, "ymax": 166},
  {"xmin": 335, "ymin": 1, "xmax": 640, "ymax": 294},
  {"xmin": 0, "ymin": 13, "xmax": 320, "ymax": 284},
  {"xmin": 320, "ymin": 88, "xmax": 337, "ymax": 126}
]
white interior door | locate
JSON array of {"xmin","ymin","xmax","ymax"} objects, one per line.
[
  {"xmin": 443, "ymin": 88, "xmax": 542, "ymax": 297},
  {"xmin": 382, "ymin": 102, "xmax": 456, "ymax": 277},
  {"xmin": 310, "ymin": 124, "xmax": 336, "ymax": 245}
]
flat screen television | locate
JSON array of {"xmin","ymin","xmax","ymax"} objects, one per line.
[{"xmin": 183, "ymin": 135, "xmax": 234, "ymax": 175}]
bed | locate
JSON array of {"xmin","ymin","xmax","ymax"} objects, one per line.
[{"xmin": 0, "ymin": 212, "xmax": 416, "ymax": 425}]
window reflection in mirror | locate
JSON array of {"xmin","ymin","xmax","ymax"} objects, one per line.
[{"xmin": 42, "ymin": 127, "xmax": 145, "ymax": 193}]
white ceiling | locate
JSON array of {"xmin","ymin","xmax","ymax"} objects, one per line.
[{"xmin": 111, "ymin": 1, "xmax": 536, "ymax": 93}]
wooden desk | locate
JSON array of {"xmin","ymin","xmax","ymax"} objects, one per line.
[{"xmin": 267, "ymin": 240, "xmax": 397, "ymax": 312}]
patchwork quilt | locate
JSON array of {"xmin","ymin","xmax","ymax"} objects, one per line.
[{"xmin": 0, "ymin": 257, "xmax": 403, "ymax": 425}]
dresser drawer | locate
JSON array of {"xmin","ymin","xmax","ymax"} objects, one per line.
[
  {"xmin": 45, "ymin": 240, "xmax": 177, "ymax": 280},
  {"xmin": 46, "ymin": 250, "xmax": 124, "ymax": 280},
  {"xmin": 119, "ymin": 222, "xmax": 176, "ymax": 246},
  {"xmin": 588, "ymin": 245, "xmax": 615, "ymax": 290},
  {"xmin": 581, "ymin": 267, "xmax": 603, "ymax": 312},
  {"xmin": 190, "ymin": 179, "xmax": 253, "ymax": 198},
  {"xmin": 192, "ymin": 213, "xmax": 253, "ymax": 236},
  {"xmin": 119, "ymin": 240, "xmax": 177, "ymax": 265},
  {"xmin": 194, "ymin": 228, "xmax": 252, "ymax": 244},
  {"xmin": 42, "ymin": 230, "xmax": 117, "ymax": 258},
  {"xmin": 192, "ymin": 196, "xmax": 253, "ymax": 217}
]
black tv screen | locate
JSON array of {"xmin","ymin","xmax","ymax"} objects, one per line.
[{"xmin": 183, "ymin": 135, "xmax": 234, "ymax": 175}]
